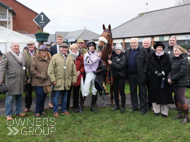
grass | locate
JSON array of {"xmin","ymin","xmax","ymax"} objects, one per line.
[{"xmin": 0, "ymin": 107, "xmax": 190, "ymax": 141}]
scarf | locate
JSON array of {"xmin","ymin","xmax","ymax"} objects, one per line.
[
  {"xmin": 28, "ymin": 49, "xmax": 35, "ymax": 57},
  {"xmin": 155, "ymin": 51, "xmax": 164, "ymax": 57},
  {"xmin": 10, "ymin": 50, "xmax": 22, "ymax": 63},
  {"xmin": 79, "ymin": 48, "xmax": 83, "ymax": 54},
  {"xmin": 69, "ymin": 50, "xmax": 79, "ymax": 60}
]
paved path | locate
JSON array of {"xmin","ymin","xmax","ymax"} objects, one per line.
[{"xmin": 0, "ymin": 94, "xmax": 190, "ymax": 115}]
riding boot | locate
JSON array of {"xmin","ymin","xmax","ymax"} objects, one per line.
[
  {"xmin": 180, "ymin": 103, "xmax": 190, "ymax": 124},
  {"xmin": 91, "ymin": 95, "xmax": 98, "ymax": 113},
  {"xmin": 78, "ymin": 96, "xmax": 86, "ymax": 114},
  {"xmin": 173, "ymin": 102, "xmax": 183, "ymax": 119},
  {"xmin": 91, "ymin": 94, "xmax": 98, "ymax": 107}
]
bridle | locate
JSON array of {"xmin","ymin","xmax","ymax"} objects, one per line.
[{"xmin": 100, "ymin": 29, "xmax": 113, "ymax": 86}]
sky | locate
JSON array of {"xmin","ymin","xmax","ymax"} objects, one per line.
[{"xmin": 17, "ymin": 0, "xmax": 179, "ymax": 35}]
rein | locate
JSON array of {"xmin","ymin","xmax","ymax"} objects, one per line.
[{"xmin": 102, "ymin": 29, "xmax": 113, "ymax": 86}]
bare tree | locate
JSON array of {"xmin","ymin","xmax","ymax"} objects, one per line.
[{"xmin": 176, "ymin": 0, "xmax": 190, "ymax": 6}]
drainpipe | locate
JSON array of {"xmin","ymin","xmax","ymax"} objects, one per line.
[{"xmin": 7, "ymin": 9, "xmax": 8, "ymax": 29}]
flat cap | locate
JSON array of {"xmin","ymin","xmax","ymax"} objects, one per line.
[
  {"xmin": 77, "ymin": 39, "xmax": 84, "ymax": 43},
  {"xmin": 27, "ymin": 40, "xmax": 35, "ymax": 45},
  {"xmin": 59, "ymin": 43, "xmax": 68, "ymax": 48}
]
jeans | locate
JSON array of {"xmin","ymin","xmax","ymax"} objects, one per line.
[
  {"xmin": 53, "ymin": 90, "xmax": 68, "ymax": 113},
  {"xmin": 35, "ymin": 87, "xmax": 47, "ymax": 114},
  {"xmin": 5, "ymin": 95, "xmax": 22, "ymax": 116}
]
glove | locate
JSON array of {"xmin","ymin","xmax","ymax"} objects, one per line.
[{"xmin": 156, "ymin": 73, "xmax": 163, "ymax": 78}]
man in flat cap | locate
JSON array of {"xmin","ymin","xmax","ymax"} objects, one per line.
[
  {"xmin": 77, "ymin": 39, "xmax": 88, "ymax": 56},
  {"xmin": 23, "ymin": 40, "xmax": 37, "ymax": 112},
  {"xmin": 48, "ymin": 43, "xmax": 77, "ymax": 117},
  {"xmin": 49, "ymin": 35, "xmax": 64, "ymax": 108}
]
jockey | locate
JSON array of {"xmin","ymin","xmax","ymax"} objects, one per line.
[{"xmin": 79, "ymin": 40, "xmax": 102, "ymax": 113}]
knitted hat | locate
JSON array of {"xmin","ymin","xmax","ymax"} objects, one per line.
[{"xmin": 115, "ymin": 43, "xmax": 122, "ymax": 50}]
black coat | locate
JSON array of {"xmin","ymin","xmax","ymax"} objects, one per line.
[
  {"xmin": 50, "ymin": 45, "xmax": 58, "ymax": 56},
  {"xmin": 168, "ymin": 53, "xmax": 189, "ymax": 87},
  {"xmin": 145, "ymin": 47, "xmax": 155, "ymax": 82},
  {"xmin": 164, "ymin": 46, "xmax": 174, "ymax": 63},
  {"xmin": 110, "ymin": 51, "xmax": 127, "ymax": 79},
  {"xmin": 125, "ymin": 47, "xmax": 148, "ymax": 83},
  {"xmin": 149, "ymin": 52, "xmax": 173, "ymax": 104}
]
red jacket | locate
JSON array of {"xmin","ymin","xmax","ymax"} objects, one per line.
[{"xmin": 74, "ymin": 54, "xmax": 84, "ymax": 86}]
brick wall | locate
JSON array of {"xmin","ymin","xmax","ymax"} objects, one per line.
[{"xmin": 1, "ymin": 0, "xmax": 40, "ymax": 34}]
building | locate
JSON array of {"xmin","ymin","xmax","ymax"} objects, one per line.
[
  {"xmin": 56, "ymin": 29, "xmax": 99, "ymax": 47},
  {"xmin": 0, "ymin": 0, "xmax": 40, "ymax": 34},
  {"xmin": 25, "ymin": 29, "xmax": 99, "ymax": 47},
  {"xmin": 0, "ymin": 2, "xmax": 16, "ymax": 30},
  {"xmin": 111, "ymin": 4, "xmax": 190, "ymax": 49},
  {"xmin": 56, "ymin": 29, "xmax": 99, "ymax": 41}
]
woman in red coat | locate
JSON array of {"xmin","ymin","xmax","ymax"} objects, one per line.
[{"xmin": 68, "ymin": 44, "xmax": 84, "ymax": 112}]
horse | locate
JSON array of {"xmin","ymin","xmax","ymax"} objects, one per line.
[{"xmin": 94, "ymin": 24, "xmax": 114, "ymax": 106}]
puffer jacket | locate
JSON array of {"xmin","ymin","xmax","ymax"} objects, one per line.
[
  {"xmin": 168, "ymin": 53, "xmax": 189, "ymax": 87},
  {"xmin": 109, "ymin": 51, "xmax": 127, "ymax": 79}
]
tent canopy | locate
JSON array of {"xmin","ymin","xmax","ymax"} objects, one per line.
[{"xmin": 0, "ymin": 26, "xmax": 37, "ymax": 53}]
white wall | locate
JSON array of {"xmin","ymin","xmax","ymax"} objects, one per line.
[{"xmin": 0, "ymin": 5, "xmax": 13, "ymax": 30}]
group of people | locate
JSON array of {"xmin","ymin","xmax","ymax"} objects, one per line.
[{"xmin": 0, "ymin": 35, "xmax": 189, "ymax": 124}]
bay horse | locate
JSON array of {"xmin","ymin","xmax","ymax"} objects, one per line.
[{"xmin": 94, "ymin": 24, "xmax": 114, "ymax": 106}]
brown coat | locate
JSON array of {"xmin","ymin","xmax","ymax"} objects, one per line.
[
  {"xmin": 30, "ymin": 52, "xmax": 51, "ymax": 87},
  {"xmin": 0, "ymin": 52, "xmax": 27, "ymax": 95}
]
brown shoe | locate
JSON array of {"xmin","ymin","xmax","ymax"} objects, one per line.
[
  {"xmin": 44, "ymin": 107, "xmax": 47, "ymax": 110},
  {"xmin": 7, "ymin": 116, "xmax": 12, "ymax": 121},
  {"xmin": 49, "ymin": 103, "xmax": 53, "ymax": 109},
  {"xmin": 25, "ymin": 108, "xmax": 30, "ymax": 112},
  {"xmin": 53, "ymin": 112, "xmax": 59, "ymax": 117},
  {"xmin": 62, "ymin": 111, "xmax": 70, "ymax": 115},
  {"xmin": 35, "ymin": 113, "xmax": 40, "ymax": 117},
  {"xmin": 17, "ymin": 113, "xmax": 26, "ymax": 117},
  {"xmin": 42, "ymin": 112, "xmax": 47, "ymax": 116}
]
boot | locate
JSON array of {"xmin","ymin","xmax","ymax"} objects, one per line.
[
  {"xmin": 78, "ymin": 96, "xmax": 86, "ymax": 114},
  {"xmin": 181, "ymin": 104, "xmax": 190, "ymax": 124},
  {"xmin": 91, "ymin": 95, "xmax": 98, "ymax": 113},
  {"xmin": 120, "ymin": 107, "xmax": 125, "ymax": 113},
  {"xmin": 173, "ymin": 102, "xmax": 183, "ymax": 119},
  {"xmin": 112, "ymin": 106, "xmax": 120, "ymax": 111},
  {"xmin": 91, "ymin": 94, "xmax": 98, "ymax": 107}
]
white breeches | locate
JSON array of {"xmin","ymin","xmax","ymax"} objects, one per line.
[{"xmin": 83, "ymin": 73, "xmax": 97, "ymax": 96}]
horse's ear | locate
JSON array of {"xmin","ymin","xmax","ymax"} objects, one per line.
[
  {"xmin": 108, "ymin": 24, "xmax": 111, "ymax": 31},
  {"xmin": 103, "ymin": 24, "xmax": 106, "ymax": 30}
]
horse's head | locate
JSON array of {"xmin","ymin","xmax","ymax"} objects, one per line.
[{"xmin": 98, "ymin": 24, "xmax": 112, "ymax": 52}]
